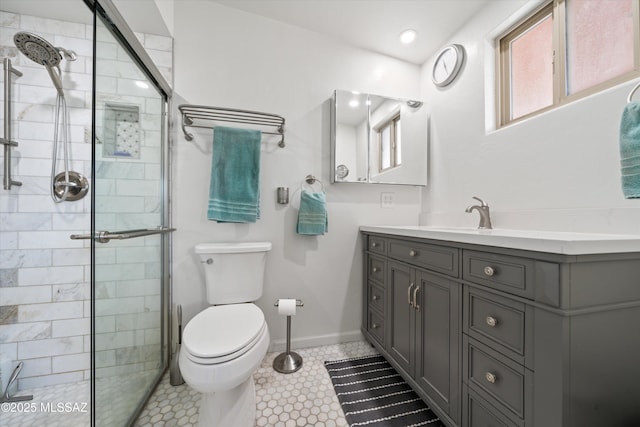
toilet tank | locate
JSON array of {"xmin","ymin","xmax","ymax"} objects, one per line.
[{"xmin": 195, "ymin": 242, "xmax": 272, "ymax": 304}]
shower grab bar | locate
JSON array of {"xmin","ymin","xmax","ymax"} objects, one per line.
[
  {"xmin": 70, "ymin": 226, "xmax": 176, "ymax": 243},
  {"xmin": 178, "ymin": 104, "xmax": 286, "ymax": 147},
  {"xmin": 3, "ymin": 58, "xmax": 23, "ymax": 190}
]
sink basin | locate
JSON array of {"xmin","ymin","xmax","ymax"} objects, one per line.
[{"xmin": 359, "ymin": 225, "xmax": 640, "ymax": 255}]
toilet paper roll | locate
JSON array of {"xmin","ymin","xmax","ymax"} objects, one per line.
[{"xmin": 277, "ymin": 299, "xmax": 297, "ymax": 316}]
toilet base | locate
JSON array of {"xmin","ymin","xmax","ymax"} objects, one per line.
[{"xmin": 198, "ymin": 375, "xmax": 256, "ymax": 427}]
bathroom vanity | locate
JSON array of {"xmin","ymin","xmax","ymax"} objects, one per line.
[{"xmin": 360, "ymin": 226, "xmax": 640, "ymax": 427}]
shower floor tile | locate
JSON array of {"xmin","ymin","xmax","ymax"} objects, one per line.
[
  {"xmin": 135, "ymin": 340, "xmax": 379, "ymax": 427},
  {"xmin": 0, "ymin": 341, "xmax": 378, "ymax": 426}
]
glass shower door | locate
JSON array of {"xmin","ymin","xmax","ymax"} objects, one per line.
[{"xmin": 92, "ymin": 12, "xmax": 169, "ymax": 426}]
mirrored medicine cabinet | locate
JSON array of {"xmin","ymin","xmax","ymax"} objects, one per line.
[{"xmin": 330, "ymin": 89, "xmax": 428, "ymax": 186}]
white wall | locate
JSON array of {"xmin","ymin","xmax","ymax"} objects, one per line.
[
  {"xmin": 171, "ymin": 1, "xmax": 423, "ymax": 350},
  {"xmin": 419, "ymin": 0, "xmax": 640, "ymax": 234}
]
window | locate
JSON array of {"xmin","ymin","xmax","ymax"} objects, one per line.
[
  {"xmin": 377, "ymin": 113, "xmax": 401, "ymax": 172},
  {"xmin": 498, "ymin": 0, "xmax": 640, "ymax": 127}
]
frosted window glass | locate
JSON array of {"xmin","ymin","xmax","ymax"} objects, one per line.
[
  {"xmin": 566, "ymin": 0, "xmax": 634, "ymax": 94},
  {"xmin": 396, "ymin": 119, "xmax": 402, "ymax": 166},
  {"xmin": 511, "ymin": 15, "xmax": 553, "ymax": 120}
]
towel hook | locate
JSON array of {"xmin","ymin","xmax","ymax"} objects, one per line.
[
  {"xmin": 628, "ymin": 81, "xmax": 640, "ymax": 104},
  {"xmin": 303, "ymin": 174, "xmax": 324, "ymax": 192}
]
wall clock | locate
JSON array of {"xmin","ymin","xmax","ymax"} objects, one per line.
[{"xmin": 432, "ymin": 44, "xmax": 465, "ymax": 87}]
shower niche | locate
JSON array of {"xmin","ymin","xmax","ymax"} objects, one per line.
[{"xmin": 102, "ymin": 103, "xmax": 141, "ymax": 158}]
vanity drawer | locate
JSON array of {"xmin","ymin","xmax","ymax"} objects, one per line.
[
  {"xmin": 368, "ymin": 282, "xmax": 385, "ymax": 314},
  {"xmin": 367, "ymin": 309, "xmax": 385, "ymax": 346},
  {"xmin": 388, "ymin": 239, "xmax": 459, "ymax": 277},
  {"xmin": 464, "ymin": 337, "xmax": 532, "ymax": 421},
  {"xmin": 367, "ymin": 235, "xmax": 387, "ymax": 255},
  {"xmin": 463, "ymin": 250, "xmax": 534, "ymax": 299},
  {"xmin": 367, "ymin": 255, "xmax": 386, "ymax": 285},
  {"xmin": 463, "ymin": 385, "xmax": 520, "ymax": 427},
  {"xmin": 464, "ymin": 288, "xmax": 531, "ymax": 366}
]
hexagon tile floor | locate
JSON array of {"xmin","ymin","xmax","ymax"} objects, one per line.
[
  {"xmin": 135, "ymin": 340, "xmax": 379, "ymax": 427},
  {"xmin": 0, "ymin": 341, "xmax": 378, "ymax": 427}
]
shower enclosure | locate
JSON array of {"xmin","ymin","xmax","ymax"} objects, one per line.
[{"xmin": 0, "ymin": 0, "xmax": 172, "ymax": 425}]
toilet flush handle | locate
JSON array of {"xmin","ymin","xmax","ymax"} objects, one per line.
[{"xmin": 202, "ymin": 258, "xmax": 213, "ymax": 264}]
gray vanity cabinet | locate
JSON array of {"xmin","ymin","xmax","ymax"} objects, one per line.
[
  {"xmin": 365, "ymin": 235, "xmax": 461, "ymax": 425},
  {"xmin": 362, "ymin": 231, "xmax": 640, "ymax": 427}
]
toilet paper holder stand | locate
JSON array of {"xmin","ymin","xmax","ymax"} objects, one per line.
[{"xmin": 273, "ymin": 299, "xmax": 304, "ymax": 374}]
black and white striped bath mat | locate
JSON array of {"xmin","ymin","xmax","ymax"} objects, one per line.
[{"xmin": 325, "ymin": 354, "xmax": 444, "ymax": 427}]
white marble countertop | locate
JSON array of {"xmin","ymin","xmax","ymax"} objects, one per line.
[{"xmin": 360, "ymin": 225, "xmax": 640, "ymax": 255}]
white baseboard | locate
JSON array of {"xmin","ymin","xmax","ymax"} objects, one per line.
[{"xmin": 268, "ymin": 330, "xmax": 365, "ymax": 353}]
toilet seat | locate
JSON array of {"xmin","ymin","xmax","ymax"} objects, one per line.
[{"xmin": 182, "ymin": 303, "xmax": 266, "ymax": 365}]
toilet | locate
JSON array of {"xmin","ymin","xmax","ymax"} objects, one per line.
[{"xmin": 179, "ymin": 242, "xmax": 272, "ymax": 427}]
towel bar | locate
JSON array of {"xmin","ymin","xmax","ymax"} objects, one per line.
[
  {"xmin": 628, "ymin": 81, "xmax": 640, "ymax": 104},
  {"xmin": 178, "ymin": 104, "xmax": 286, "ymax": 147}
]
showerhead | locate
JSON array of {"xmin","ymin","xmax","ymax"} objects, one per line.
[
  {"xmin": 13, "ymin": 31, "xmax": 77, "ymax": 66},
  {"xmin": 14, "ymin": 32, "xmax": 62, "ymax": 66}
]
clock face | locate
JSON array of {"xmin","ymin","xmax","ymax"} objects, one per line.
[{"xmin": 432, "ymin": 44, "xmax": 464, "ymax": 87}]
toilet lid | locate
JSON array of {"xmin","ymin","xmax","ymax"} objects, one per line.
[{"xmin": 183, "ymin": 303, "xmax": 265, "ymax": 359}]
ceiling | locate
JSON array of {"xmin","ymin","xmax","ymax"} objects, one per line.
[
  {"xmin": 211, "ymin": 0, "xmax": 493, "ymax": 65},
  {"xmin": 2, "ymin": 0, "xmax": 493, "ymax": 65}
]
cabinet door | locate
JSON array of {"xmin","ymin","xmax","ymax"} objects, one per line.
[
  {"xmin": 415, "ymin": 270, "xmax": 460, "ymax": 422},
  {"xmin": 387, "ymin": 261, "xmax": 416, "ymax": 376}
]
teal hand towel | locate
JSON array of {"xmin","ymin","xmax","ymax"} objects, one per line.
[
  {"xmin": 208, "ymin": 126, "xmax": 261, "ymax": 222},
  {"xmin": 296, "ymin": 191, "xmax": 328, "ymax": 235},
  {"xmin": 620, "ymin": 102, "xmax": 640, "ymax": 199}
]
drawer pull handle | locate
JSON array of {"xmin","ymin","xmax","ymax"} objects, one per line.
[
  {"xmin": 485, "ymin": 372, "xmax": 497, "ymax": 384},
  {"xmin": 372, "ymin": 323, "xmax": 380, "ymax": 329},
  {"xmin": 372, "ymin": 295, "xmax": 379, "ymax": 301},
  {"xmin": 486, "ymin": 316, "xmax": 498, "ymax": 327},
  {"xmin": 409, "ymin": 250, "xmax": 417, "ymax": 257},
  {"xmin": 371, "ymin": 242, "xmax": 378, "ymax": 248},
  {"xmin": 483, "ymin": 266, "xmax": 495, "ymax": 277},
  {"xmin": 413, "ymin": 286, "xmax": 420, "ymax": 311},
  {"xmin": 408, "ymin": 283, "xmax": 415, "ymax": 307},
  {"xmin": 372, "ymin": 267, "xmax": 379, "ymax": 273}
]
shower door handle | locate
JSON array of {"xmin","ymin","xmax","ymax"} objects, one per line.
[{"xmin": 70, "ymin": 227, "xmax": 176, "ymax": 243}]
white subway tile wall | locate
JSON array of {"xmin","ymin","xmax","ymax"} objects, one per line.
[{"xmin": 0, "ymin": 9, "xmax": 172, "ymax": 391}]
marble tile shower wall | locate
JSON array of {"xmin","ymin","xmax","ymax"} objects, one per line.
[{"xmin": 0, "ymin": 10, "xmax": 173, "ymax": 391}]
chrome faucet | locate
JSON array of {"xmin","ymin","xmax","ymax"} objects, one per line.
[{"xmin": 465, "ymin": 196, "xmax": 493, "ymax": 229}]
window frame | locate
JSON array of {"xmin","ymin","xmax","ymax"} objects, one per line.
[
  {"xmin": 376, "ymin": 112, "xmax": 401, "ymax": 173},
  {"xmin": 497, "ymin": 0, "xmax": 640, "ymax": 128}
]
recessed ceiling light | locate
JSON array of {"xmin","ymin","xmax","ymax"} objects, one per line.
[
  {"xmin": 400, "ymin": 29, "xmax": 417, "ymax": 44},
  {"xmin": 349, "ymin": 99, "xmax": 360, "ymax": 108}
]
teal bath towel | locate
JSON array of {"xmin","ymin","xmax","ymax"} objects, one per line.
[
  {"xmin": 296, "ymin": 191, "xmax": 328, "ymax": 235},
  {"xmin": 620, "ymin": 102, "xmax": 640, "ymax": 199},
  {"xmin": 208, "ymin": 126, "xmax": 261, "ymax": 222}
]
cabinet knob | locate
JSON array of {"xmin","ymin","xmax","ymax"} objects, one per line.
[
  {"xmin": 372, "ymin": 267, "xmax": 379, "ymax": 273},
  {"xmin": 485, "ymin": 372, "xmax": 497, "ymax": 384},
  {"xmin": 486, "ymin": 316, "xmax": 498, "ymax": 327},
  {"xmin": 371, "ymin": 242, "xmax": 378, "ymax": 248},
  {"xmin": 372, "ymin": 323, "xmax": 380, "ymax": 329},
  {"xmin": 372, "ymin": 295, "xmax": 379, "ymax": 301},
  {"xmin": 409, "ymin": 250, "xmax": 417, "ymax": 257},
  {"xmin": 483, "ymin": 266, "xmax": 495, "ymax": 277}
]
